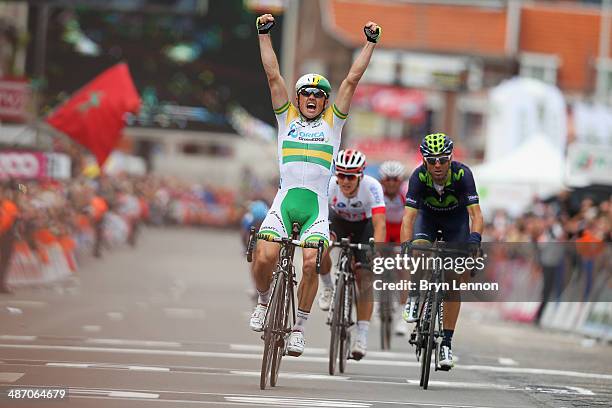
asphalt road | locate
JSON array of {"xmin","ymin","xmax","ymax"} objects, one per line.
[{"xmin": 1, "ymin": 227, "xmax": 611, "ymax": 408}]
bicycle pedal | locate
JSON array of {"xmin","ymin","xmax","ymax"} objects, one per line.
[{"xmin": 437, "ymin": 365, "xmax": 451, "ymax": 372}]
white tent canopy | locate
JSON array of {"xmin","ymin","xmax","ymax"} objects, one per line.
[{"xmin": 472, "ymin": 135, "xmax": 565, "ymax": 216}]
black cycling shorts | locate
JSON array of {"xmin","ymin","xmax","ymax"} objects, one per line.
[
  {"xmin": 413, "ymin": 209, "xmax": 470, "ymax": 243},
  {"xmin": 329, "ymin": 212, "xmax": 373, "ymax": 268}
]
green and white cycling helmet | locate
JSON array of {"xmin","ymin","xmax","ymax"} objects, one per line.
[
  {"xmin": 420, "ymin": 132, "xmax": 454, "ymax": 157},
  {"xmin": 295, "ymin": 73, "xmax": 332, "ymax": 97}
]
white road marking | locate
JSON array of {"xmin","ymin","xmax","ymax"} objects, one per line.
[
  {"xmin": 82, "ymin": 325, "xmax": 101, "ymax": 333},
  {"xmin": 0, "ymin": 335, "xmax": 37, "ymax": 341},
  {"xmin": 163, "ymin": 308, "xmax": 206, "ymax": 319},
  {"xmin": 0, "ymin": 372, "xmax": 24, "ymax": 382},
  {"xmin": 498, "ymin": 357, "xmax": 518, "ymax": 366},
  {"xmin": 71, "ymin": 388, "xmax": 159, "ymax": 399},
  {"xmin": 46, "ymin": 362, "xmax": 91, "ymax": 368},
  {"xmin": 85, "ymin": 338, "xmax": 181, "ymax": 348},
  {"xmin": 45, "ymin": 361, "xmax": 169, "ymax": 372},
  {"xmin": 1, "ymin": 343, "xmax": 610, "ymax": 381},
  {"xmin": 230, "ymin": 343, "xmax": 416, "ymax": 360},
  {"xmin": 1, "ymin": 301, "xmax": 46, "ymax": 308},
  {"xmin": 109, "ymin": 391, "xmax": 160, "ymax": 398},
  {"xmin": 128, "ymin": 366, "xmax": 171, "ymax": 372},
  {"xmin": 230, "ymin": 370, "xmax": 348, "ymax": 381},
  {"xmin": 106, "ymin": 312, "xmax": 124, "ymax": 321},
  {"xmin": 225, "ymin": 396, "xmax": 370, "ymax": 407},
  {"xmin": 6, "ymin": 307, "xmax": 23, "ymax": 315}
]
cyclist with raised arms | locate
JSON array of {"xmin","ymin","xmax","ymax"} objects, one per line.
[
  {"xmin": 400, "ymin": 133, "xmax": 483, "ymax": 369},
  {"xmin": 378, "ymin": 161, "xmax": 411, "ymax": 336},
  {"xmin": 318, "ymin": 149, "xmax": 386, "ymax": 360},
  {"xmin": 249, "ymin": 13, "xmax": 381, "ymax": 357}
]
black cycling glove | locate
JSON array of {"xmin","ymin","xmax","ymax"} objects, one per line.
[
  {"xmin": 364, "ymin": 26, "xmax": 382, "ymax": 43},
  {"xmin": 256, "ymin": 17, "xmax": 275, "ymax": 34}
]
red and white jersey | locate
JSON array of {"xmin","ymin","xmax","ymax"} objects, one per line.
[
  {"xmin": 384, "ymin": 182, "xmax": 408, "ymax": 224},
  {"xmin": 328, "ymin": 175, "xmax": 386, "ymax": 222}
]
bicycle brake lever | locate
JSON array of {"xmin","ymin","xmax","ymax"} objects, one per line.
[
  {"xmin": 246, "ymin": 226, "xmax": 256, "ymax": 263},
  {"xmin": 315, "ymin": 239, "xmax": 324, "ymax": 274}
]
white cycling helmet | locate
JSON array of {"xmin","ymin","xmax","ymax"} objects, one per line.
[
  {"xmin": 335, "ymin": 149, "xmax": 366, "ymax": 174},
  {"xmin": 379, "ymin": 161, "xmax": 406, "ymax": 179},
  {"xmin": 295, "ymin": 73, "xmax": 332, "ymax": 96}
]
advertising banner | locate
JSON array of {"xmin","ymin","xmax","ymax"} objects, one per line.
[{"xmin": 0, "ymin": 78, "xmax": 30, "ymax": 122}]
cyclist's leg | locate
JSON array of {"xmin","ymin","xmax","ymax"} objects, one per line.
[
  {"xmin": 347, "ymin": 219, "xmax": 373, "ymax": 358},
  {"xmin": 297, "ymin": 191, "xmax": 329, "ymax": 314},
  {"xmin": 318, "ymin": 215, "xmax": 342, "ymax": 310},
  {"xmin": 439, "ymin": 211, "xmax": 470, "ymax": 364},
  {"xmin": 249, "ymin": 192, "xmax": 286, "ymax": 331},
  {"xmin": 254, "ymin": 191, "xmax": 288, "ymax": 297}
]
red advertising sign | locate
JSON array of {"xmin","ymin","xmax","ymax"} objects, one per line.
[
  {"xmin": 0, "ymin": 78, "xmax": 31, "ymax": 122},
  {"xmin": 352, "ymin": 85, "xmax": 426, "ymax": 123},
  {"xmin": 0, "ymin": 151, "xmax": 47, "ymax": 180},
  {"xmin": 0, "ymin": 151, "xmax": 71, "ymax": 180}
]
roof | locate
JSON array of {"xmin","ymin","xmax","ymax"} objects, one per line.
[{"xmin": 326, "ymin": 0, "xmax": 507, "ymax": 56}]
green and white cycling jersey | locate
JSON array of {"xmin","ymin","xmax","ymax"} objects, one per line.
[
  {"xmin": 273, "ymin": 101, "xmax": 347, "ymax": 197},
  {"xmin": 258, "ymin": 102, "xmax": 348, "ymax": 244}
]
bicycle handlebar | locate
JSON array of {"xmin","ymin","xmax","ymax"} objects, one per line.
[{"xmin": 403, "ymin": 242, "xmax": 474, "ymax": 257}]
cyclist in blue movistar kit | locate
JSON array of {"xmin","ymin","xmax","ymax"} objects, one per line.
[{"xmin": 400, "ymin": 133, "xmax": 484, "ymax": 370}]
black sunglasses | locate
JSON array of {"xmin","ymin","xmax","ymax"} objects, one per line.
[
  {"xmin": 336, "ymin": 173, "xmax": 358, "ymax": 181},
  {"xmin": 382, "ymin": 177, "xmax": 401, "ymax": 182},
  {"xmin": 425, "ymin": 155, "xmax": 451, "ymax": 165},
  {"xmin": 299, "ymin": 87, "xmax": 327, "ymax": 99}
]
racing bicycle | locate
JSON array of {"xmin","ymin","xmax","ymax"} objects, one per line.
[{"xmin": 246, "ymin": 223, "xmax": 325, "ymax": 390}]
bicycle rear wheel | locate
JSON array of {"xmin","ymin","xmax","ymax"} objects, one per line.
[
  {"xmin": 270, "ymin": 274, "xmax": 288, "ymax": 387},
  {"xmin": 328, "ymin": 276, "xmax": 344, "ymax": 375},
  {"xmin": 260, "ymin": 274, "xmax": 283, "ymax": 390},
  {"xmin": 422, "ymin": 290, "xmax": 438, "ymax": 390}
]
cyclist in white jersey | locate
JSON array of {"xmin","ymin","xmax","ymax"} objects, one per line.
[
  {"xmin": 379, "ymin": 161, "xmax": 411, "ymax": 335},
  {"xmin": 318, "ymin": 149, "xmax": 386, "ymax": 360},
  {"xmin": 249, "ymin": 13, "xmax": 381, "ymax": 357}
]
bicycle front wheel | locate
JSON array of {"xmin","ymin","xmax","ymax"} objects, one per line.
[
  {"xmin": 260, "ymin": 274, "xmax": 284, "ymax": 390},
  {"xmin": 339, "ymin": 279, "xmax": 354, "ymax": 374},
  {"xmin": 422, "ymin": 290, "xmax": 438, "ymax": 390},
  {"xmin": 328, "ymin": 276, "xmax": 345, "ymax": 375},
  {"xmin": 270, "ymin": 274, "xmax": 288, "ymax": 387}
]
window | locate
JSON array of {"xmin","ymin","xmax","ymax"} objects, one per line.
[{"xmin": 519, "ymin": 52, "xmax": 559, "ymax": 85}]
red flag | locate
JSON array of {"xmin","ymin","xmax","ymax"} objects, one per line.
[{"xmin": 46, "ymin": 63, "xmax": 140, "ymax": 165}]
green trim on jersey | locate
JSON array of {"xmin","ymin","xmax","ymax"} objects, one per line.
[
  {"xmin": 332, "ymin": 104, "xmax": 348, "ymax": 119},
  {"xmin": 274, "ymin": 101, "xmax": 291, "ymax": 115}
]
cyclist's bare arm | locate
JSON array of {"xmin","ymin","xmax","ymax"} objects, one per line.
[
  {"xmin": 334, "ymin": 21, "xmax": 380, "ymax": 115},
  {"xmin": 257, "ymin": 14, "xmax": 289, "ymax": 109},
  {"xmin": 372, "ymin": 213, "xmax": 386, "ymax": 243},
  {"xmin": 400, "ymin": 207, "xmax": 417, "ymax": 243},
  {"xmin": 467, "ymin": 204, "xmax": 484, "ymax": 235}
]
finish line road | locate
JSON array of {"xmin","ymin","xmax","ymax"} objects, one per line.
[{"xmin": 1, "ymin": 227, "xmax": 610, "ymax": 407}]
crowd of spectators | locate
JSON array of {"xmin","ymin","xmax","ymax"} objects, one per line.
[
  {"xmin": 0, "ymin": 174, "xmax": 242, "ymax": 293},
  {"xmin": 484, "ymin": 192, "xmax": 612, "ymax": 243}
]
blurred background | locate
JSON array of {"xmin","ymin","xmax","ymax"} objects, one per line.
[{"xmin": 0, "ymin": 2, "xmax": 610, "ymax": 406}]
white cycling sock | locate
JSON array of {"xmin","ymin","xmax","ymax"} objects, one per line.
[
  {"xmin": 293, "ymin": 309, "xmax": 309, "ymax": 333},
  {"xmin": 357, "ymin": 320, "xmax": 370, "ymax": 338},
  {"xmin": 257, "ymin": 287, "xmax": 271, "ymax": 305},
  {"xmin": 320, "ymin": 272, "xmax": 333, "ymax": 288}
]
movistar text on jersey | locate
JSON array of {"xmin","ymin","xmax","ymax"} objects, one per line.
[{"xmin": 372, "ymin": 254, "xmax": 486, "ymax": 275}]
